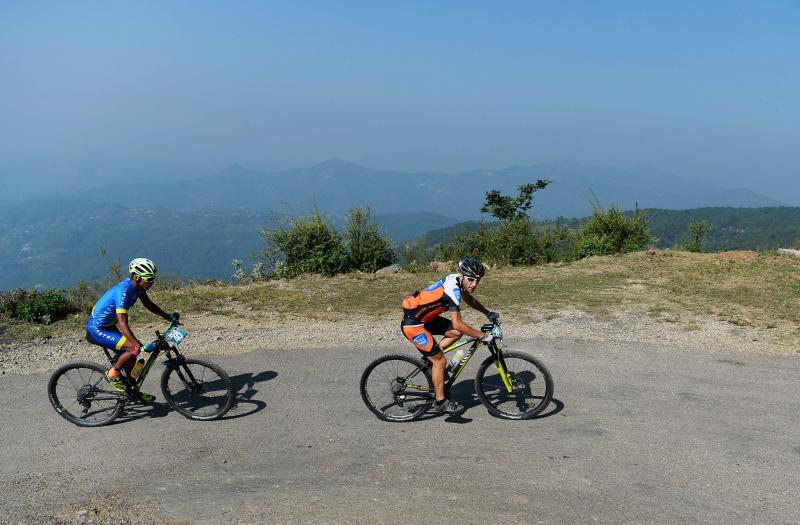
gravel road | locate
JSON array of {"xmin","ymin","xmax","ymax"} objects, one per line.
[{"xmin": 2, "ymin": 336, "xmax": 800, "ymax": 524}]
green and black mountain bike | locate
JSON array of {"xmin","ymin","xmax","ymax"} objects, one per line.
[
  {"xmin": 360, "ymin": 322, "xmax": 554, "ymax": 421},
  {"xmin": 48, "ymin": 321, "xmax": 234, "ymax": 427}
]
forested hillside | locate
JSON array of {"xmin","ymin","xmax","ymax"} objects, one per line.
[
  {"xmin": 421, "ymin": 207, "xmax": 800, "ymax": 252},
  {"xmin": 645, "ymin": 207, "xmax": 800, "ymax": 250}
]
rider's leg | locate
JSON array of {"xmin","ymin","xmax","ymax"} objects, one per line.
[
  {"xmin": 108, "ymin": 339, "xmax": 139, "ymax": 377},
  {"xmin": 86, "ymin": 327, "xmax": 136, "ymax": 376},
  {"xmin": 426, "ymin": 317, "xmax": 461, "ymax": 350},
  {"xmin": 427, "ymin": 351, "xmax": 447, "ymax": 402},
  {"xmin": 402, "ymin": 322, "xmax": 448, "ymax": 401},
  {"xmin": 106, "ymin": 337, "xmax": 156, "ymax": 401},
  {"xmin": 438, "ymin": 328, "xmax": 463, "ymax": 351}
]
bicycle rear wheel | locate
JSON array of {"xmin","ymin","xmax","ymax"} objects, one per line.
[
  {"xmin": 48, "ymin": 361, "xmax": 124, "ymax": 427},
  {"xmin": 160, "ymin": 358, "xmax": 234, "ymax": 420},
  {"xmin": 360, "ymin": 354, "xmax": 434, "ymax": 422},
  {"xmin": 475, "ymin": 351, "xmax": 554, "ymax": 420}
]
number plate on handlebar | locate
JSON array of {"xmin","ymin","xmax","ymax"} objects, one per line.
[
  {"xmin": 492, "ymin": 325, "xmax": 503, "ymax": 339},
  {"xmin": 164, "ymin": 326, "xmax": 188, "ymax": 345}
]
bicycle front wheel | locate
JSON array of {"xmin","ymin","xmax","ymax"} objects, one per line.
[
  {"xmin": 160, "ymin": 358, "xmax": 234, "ymax": 420},
  {"xmin": 360, "ymin": 354, "xmax": 434, "ymax": 422},
  {"xmin": 48, "ymin": 361, "xmax": 125, "ymax": 427},
  {"xmin": 475, "ymin": 351, "xmax": 554, "ymax": 420}
]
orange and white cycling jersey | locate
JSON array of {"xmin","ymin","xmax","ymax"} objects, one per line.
[{"xmin": 402, "ymin": 274, "xmax": 462, "ymax": 323}]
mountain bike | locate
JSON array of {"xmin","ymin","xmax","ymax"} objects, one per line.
[
  {"xmin": 360, "ymin": 322, "xmax": 553, "ymax": 421},
  {"xmin": 48, "ymin": 321, "xmax": 235, "ymax": 427}
]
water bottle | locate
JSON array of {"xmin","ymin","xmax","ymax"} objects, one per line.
[
  {"xmin": 448, "ymin": 349, "xmax": 465, "ymax": 370},
  {"xmin": 130, "ymin": 358, "xmax": 145, "ymax": 380}
]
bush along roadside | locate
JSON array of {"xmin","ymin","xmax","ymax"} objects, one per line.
[
  {"xmin": 572, "ymin": 203, "xmax": 651, "ymax": 258},
  {"xmin": 0, "ymin": 289, "xmax": 79, "ymax": 324},
  {"xmin": 249, "ymin": 206, "xmax": 397, "ymax": 281}
]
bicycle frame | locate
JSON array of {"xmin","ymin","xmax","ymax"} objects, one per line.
[
  {"xmin": 443, "ymin": 340, "xmax": 513, "ymax": 393},
  {"xmin": 101, "ymin": 346, "xmax": 160, "ymax": 398},
  {"xmin": 410, "ymin": 323, "xmax": 515, "ymax": 396},
  {"xmin": 99, "ymin": 324, "xmax": 189, "ymax": 399}
]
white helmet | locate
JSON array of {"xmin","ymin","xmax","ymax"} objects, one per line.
[{"xmin": 129, "ymin": 258, "xmax": 157, "ymax": 281}]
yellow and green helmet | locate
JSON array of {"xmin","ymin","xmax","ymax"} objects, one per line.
[{"xmin": 129, "ymin": 258, "xmax": 157, "ymax": 281}]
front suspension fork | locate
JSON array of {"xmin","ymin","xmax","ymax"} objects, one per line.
[{"xmin": 491, "ymin": 346, "xmax": 514, "ymax": 393}]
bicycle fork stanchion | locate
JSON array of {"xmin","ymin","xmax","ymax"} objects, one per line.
[
  {"xmin": 494, "ymin": 358, "xmax": 515, "ymax": 393},
  {"xmin": 488, "ymin": 343, "xmax": 514, "ymax": 393}
]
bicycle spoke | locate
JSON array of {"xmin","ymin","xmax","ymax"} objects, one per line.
[
  {"xmin": 476, "ymin": 352, "xmax": 553, "ymax": 419},
  {"xmin": 361, "ymin": 356, "xmax": 433, "ymax": 422},
  {"xmin": 162, "ymin": 360, "xmax": 234, "ymax": 420},
  {"xmin": 49, "ymin": 362, "xmax": 124, "ymax": 427},
  {"xmin": 64, "ymin": 372, "xmax": 81, "ymax": 391}
]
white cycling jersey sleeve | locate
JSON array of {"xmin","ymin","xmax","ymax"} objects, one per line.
[{"xmin": 442, "ymin": 273, "xmax": 462, "ymax": 310}]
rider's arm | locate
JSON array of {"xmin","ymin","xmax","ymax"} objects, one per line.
[
  {"xmin": 461, "ymin": 291, "xmax": 490, "ymax": 317},
  {"xmin": 449, "ymin": 310, "xmax": 484, "ymax": 339},
  {"xmin": 116, "ymin": 312, "xmax": 143, "ymax": 350},
  {"xmin": 140, "ymin": 293, "xmax": 169, "ymax": 320}
]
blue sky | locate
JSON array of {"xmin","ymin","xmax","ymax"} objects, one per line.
[{"xmin": 1, "ymin": 1, "xmax": 798, "ymax": 200}]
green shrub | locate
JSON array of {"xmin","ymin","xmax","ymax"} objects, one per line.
[
  {"xmin": 439, "ymin": 222, "xmax": 494, "ymax": 264},
  {"xmin": 494, "ymin": 217, "xmax": 547, "ymax": 265},
  {"xmin": 7, "ymin": 290, "xmax": 74, "ymax": 323},
  {"xmin": 0, "ymin": 290, "xmax": 26, "ymax": 317},
  {"xmin": 399, "ymin": 237, "xmax": 439, "ymax": 272},
  {"xmin": 539, "ymin": 222, "xmax": 580, "ymax": 262},
  {"xmin": 682, "ymin": 220, "xmax": 713, "ymax": 253},
  {"xmin": 344, "ymin": 207, "xmax": 395, "ymax": 273},
  {"xmin": 440, "ymin": 217, "xmax": 568, "ymax": 266},
  {"xmin": 259, "ymin": 209, "xmax": 348, "ymax": 278},
  {"xmin": 574, "ymin": 204, "xmax": 651, "ymax": 259}
]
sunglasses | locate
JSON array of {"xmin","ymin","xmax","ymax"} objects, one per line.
[
  {"xmin": 139, "ymin": 276, "xmax": 155, "ymax": 283},
  {"xmin": 463, "ymin": 276, "xmax": 481, "ymax": 284}
]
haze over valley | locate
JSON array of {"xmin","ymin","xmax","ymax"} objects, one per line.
[{"xmin": 0, "ymin": 158, "xmax": 794, "ymax": 289}]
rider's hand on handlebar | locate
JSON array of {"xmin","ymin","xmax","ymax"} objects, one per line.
[
  {"xmin": 165, "ymin": 312, "xmax": 180, "ymax": 323},
  {"xmin": 486, "ymin": 311, "xmax": 500, "ymax": 324}
]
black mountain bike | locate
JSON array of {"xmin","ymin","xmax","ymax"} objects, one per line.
[
  {"xmin": 48, "ymin": 321, "xmax": 234, "ymax": 427},
  {"xmin": 360, "ymin": 322, "xmax": 553, "ymax": 421}
]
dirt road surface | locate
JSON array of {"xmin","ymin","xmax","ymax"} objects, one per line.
[{"xmin": 2, "ymin": 337, "xmax": 799, "ymax": 524}]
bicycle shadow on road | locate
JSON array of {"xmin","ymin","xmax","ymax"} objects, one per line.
[
  {"xmin": 220, "ymin": 370, "xmax": 278, "ymax": 420},
  {"xmin": 109, "ymin": 370, "xmax": 278, "ymax": 425},
  {"xmin": 111, "ymin": 401, "xmax": 171, "ymax": 424},
  {"xmin": 417, "ymin": 378, "xmax": 565, "ymax": 424}
]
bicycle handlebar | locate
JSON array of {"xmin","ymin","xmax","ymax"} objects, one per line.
[
  {"xmin": 480, "ymin": 321, "xmax": 501, "ymax": 332},
  {"xmin": 479, "ymin": 321, "xmax": 503, "ymax": 341}
]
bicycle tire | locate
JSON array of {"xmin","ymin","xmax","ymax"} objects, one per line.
[
  {"xmin": 475, "ymin": 351, "xmax": 554, "ymax": 420},
  {"xmin": 48, "ymin": 361, "xmax": 125, "ymax": 427},
  {"xmin": 160, "ymin": 358, "xmax": 234, "ymax": 420},
  {"xmin": 360, "ymin": 354, "xmax": 434, "ymax": 422}
]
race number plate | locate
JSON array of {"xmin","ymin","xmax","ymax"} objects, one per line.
[{"xmin": 164, "ymin": 326, "xmax": 188, "ymax": 345}]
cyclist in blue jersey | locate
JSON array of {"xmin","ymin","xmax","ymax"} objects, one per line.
[{"xmin": 85, "ymin": 258, "xmax": 178, "ymax": 402}]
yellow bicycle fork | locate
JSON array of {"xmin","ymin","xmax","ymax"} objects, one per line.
[{"xmin": 495, "ymin": 357, "xmax": 514, "ymax": 393}]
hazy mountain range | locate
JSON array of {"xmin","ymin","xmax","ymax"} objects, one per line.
[
  {"xmin": 0, "ymin": 159, "xmax": 786, "ymax": 289},
  {"xmin": 53, "ymin": 159, "xmax": 782, "ymax": 219}
]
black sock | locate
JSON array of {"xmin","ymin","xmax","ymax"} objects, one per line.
[{"xmin": 435, "ymin": 399, "xmax": 445, "ymax": 405}]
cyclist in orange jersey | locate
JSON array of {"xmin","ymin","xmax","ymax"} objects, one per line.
[{"xmin": 401, "ymin": 257, "xmax": 499, "ymax": 415}]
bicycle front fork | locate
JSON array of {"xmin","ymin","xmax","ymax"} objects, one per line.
[{"xmin": 493, "ymin": 351, "xmax": 514, "ymax": 393}]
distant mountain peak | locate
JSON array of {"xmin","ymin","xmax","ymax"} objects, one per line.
[
  {"xmin": 217, "ymin": 163, "xmax": 253, "ymax": 177},
  {"xmin": 312, "ymin": 159, "xmax": 366, "ymax": 170}
]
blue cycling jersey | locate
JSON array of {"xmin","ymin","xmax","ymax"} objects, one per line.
[{"xmin": 86, "ymin": 278, "xmax": 142, "ymax": 329}]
